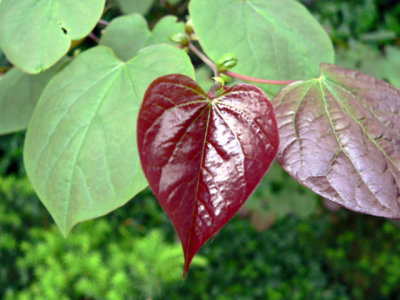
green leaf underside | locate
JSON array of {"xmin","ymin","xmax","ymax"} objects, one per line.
[
  {"xmin": 23, "ymin": 45, "xmax": 195, "ymax": 236},
  {"xmin": 189, "ymin": 0, "xmax": 334, "ymax": 97},
  {"xmin": 100, "ymin": 14, "xmax": 184, "ymax": 61},
  {"xmin": 273, "ymin": 63, "xmax": 400, "ymax": 218},
  {"xmin": 0, "ymin": 0, "xmax": 105, "ymax": 74},
  {"xmin": 0, "ymin": 59, "xmax": 67, "ymax": 135},
  {"xmin": 116, "ymin": 0, "xmax": 154, "ymax": 15}
]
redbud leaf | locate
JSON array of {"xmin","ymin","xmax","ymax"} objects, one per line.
[
  {"xmin": 137, "ymin": 75, "xmax": 279, "ymax": 275},
  {"xmin": 24, "ymin": 45, "xmax": 194, "ymax": 237},
  {"xmin": 0, "ymin": 0, "xmax": 105, "ymax": 74},
  {"xmin": 100, "ymin": 14, "xmax": 184, "ymax": 61},
  {"xmin": 273, "ymin": 63, "xmax": 400, "ymax": 218}
]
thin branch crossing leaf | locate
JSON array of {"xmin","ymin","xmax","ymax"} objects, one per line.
[
  {"xmin": 0, "ymin": 0, "xmax": 105, "ymax": 73},
  {"xmin": 24, "ymin": 45, "xmax": 194, "ymax": 236},
  {"xmin": 137, "ymin": 75, "xmax": 279, "ymax": 275},
  {"xmin": 273, "ymin": 64, "xmax": 400, "ymax": 218}
]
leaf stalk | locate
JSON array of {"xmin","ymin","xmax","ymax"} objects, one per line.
[{"xmin": 188, "ymin": 42, "xmax": 298, "ymax": 86}]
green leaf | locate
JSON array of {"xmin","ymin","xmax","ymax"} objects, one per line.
[
  {"xmin": 189, "ymin": 0, "xmax": 334, "ymax": 97},
  {"xmin": 195, "ymin": 65, "xmax": 213, "ymax": 92},
  {"xmin": 0, "ymin": 59, "xmax": 67, "ymax": 135},
  {"xmin": 360, "ymin": 30, "xmax": 397, "ymax": 42},
  {"xmin": 116, "ymin": 0, "xmax": 154, "ymax": 15},
  {"xmin": 384, "ymin": 46, "xmax": 400, "ymax": 89},
  {"xmin": 100, "ymin": 14, "xmax": 184, "ymax": 61},
  {"xmin": 24, "ymin": 45, "xmax": 195, "ymax": 236},
  {"xmin": 0, "ymin": 0, "xmax": 105, "ymax": 74}
]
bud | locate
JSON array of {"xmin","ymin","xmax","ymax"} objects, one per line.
[
  {"xmin": 185, "ymin": 18, "xmax": 194, "ymax": 35},
  {"xmin": 220, "ymin": 73, "xmax": 232, "ymax": 84},
  {"xmin": 216, "ymin": 53, "xmax": 238, "ymax": 72},
  {"xmin": 212, "ymin": 76, "xmax": 226, "ymax": 87},
  {"xmin": 169, "ymin": 33, "xmax": 188, "ymax": 46}
]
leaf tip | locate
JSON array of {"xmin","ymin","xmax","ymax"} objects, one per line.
[{"xmin": 183, "ymin": 255, "xmax": 193, "ymax": 279}]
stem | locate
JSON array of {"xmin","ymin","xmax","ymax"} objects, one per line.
[
  {"xmin": 188, "ymin": 42, "xmax": 298, "ymax": 86},
  {"xmin": 97, "ymin": 19, "xmax": 110, "ymax": 26},
  {"xmin": 88, "ymin": 32, "xmax": 100, "ymax": 43},
  {"xmin": 188, "ymin": 43, "xmax": 219, "ymax": 77},
  {"xmin": 225, "ymin": 71, "xmax": 297, "ymax": 85}
]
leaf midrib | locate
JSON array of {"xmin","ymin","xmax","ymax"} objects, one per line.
[
  {"xmin": 186, "ymin": 103, "xmax": 212, "ymax": 266},
  {"xmin": 318, "ymin": 80, "xmax": 394, "ymax": 211},
  {"xmin": 62, "ymin": 69, "xmax": 123, "ymax": 234},
  {"xmin": 324, "ymin": 79, "xmax": 400, "ymax": 174}
]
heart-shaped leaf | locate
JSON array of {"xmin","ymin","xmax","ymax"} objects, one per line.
[
  {"xmin": 24, "ymin": 45, "xmax": 194, "ymax": 237},
  {"xmin": 0, "ymin": 59, "xmax": 67, "ymax": 135},
  {"xmin": 0, "ymin": 0, "xmax": 105, "ymax": 74},
  {"xmin": 189, "ymin": 0, "xmax": 334, "ymax": 97},
  {"xmin": 116, "ymin": 0, "xmax": 154, "ymax": 15},
  {"xmin": 137, "ymin": 75, "xmax": 279, "ymax": 275},
  {"xmin": 273, "ymin": 63, "xmax": 400, "ymax": 218},
  {"xmin": 100, "ymin": 14, "xmax": 184, "ymax": 61}
]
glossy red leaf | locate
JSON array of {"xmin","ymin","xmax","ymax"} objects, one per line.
[
  {"xmin": 273, "ymin": 63, "xmax": 400, "ymax": 218},
  {"xmin": 137, "ymin": 74, "xmax": 279, "ymax": 275}
]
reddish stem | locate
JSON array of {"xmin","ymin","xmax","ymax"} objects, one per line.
[
  {"xmin": 188, "ymin": 43, "xmax": 219, "ymax": 77},
  {"xmin": 188, "ymin": 42, "xmax": 298, "ymax": 86},
  {"xmin": 97, "ymin": 19, "xmax": 110, "ymax": 26},
  {"xmin": 225, "ymin": 71, "xmax": 297, "ymax": 85},
  {"xmin": 88, "ymin": 32, "xmax": 100, "ymax": 43}
]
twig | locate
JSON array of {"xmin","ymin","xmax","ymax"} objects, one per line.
[
  {"xmin": 88, "ymin": 32, "xmax": 100, "ymax": 43},
  {"xmin": 188, "ymin": 42, "xmax": 298, "ymax": 86},
  {"xmin": 97, "ymin": 19, "xmax": 110, "ymax": 26},
  {"xmin": 188, "ymin": 43, "xmax": 219, "ymax": 77},
  {"xmin": 225, "ymin": 71, "xmax": 297, "ymax": 85}
]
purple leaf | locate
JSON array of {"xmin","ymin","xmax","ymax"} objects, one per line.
[{"xmin": 273, "ymin": 63, "xmax": 400, "ymax": 218}]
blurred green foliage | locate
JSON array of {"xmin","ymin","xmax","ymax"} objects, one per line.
[
  {"xmin": 302, "ymin": 0, "xmax": 400, "ymax": 44},
  {"xmin": 0, "ymin": 178, "xmax": 206, "ymax": 299},
  {"xmin": 244, "ymin": 163, "xmax": 318, "ymax": 231},
  {"xmin": 0, "ymin": 133, "xmax": 25, "ymax": 177},
  {"xmin": 3, "ymin": 171, "xmax": 400, "ymax": 299},
  {"xmin": 301, "ymin": 0, "xmax": 400, "ymax": 88}
]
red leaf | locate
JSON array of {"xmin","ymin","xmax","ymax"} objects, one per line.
[{"xmin": 137, "ymin": 74, "xmax": 279, "ymax": 276}]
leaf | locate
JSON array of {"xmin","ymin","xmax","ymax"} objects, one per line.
[
  {"xmin": 273, "ymin": 63, "xmax": 400, "ymax": 218},
  {"xmin": 195, "ymin": 65, "xmax": 214, "ymax": 92},
  {"xmin": 0, "ymin": 59, "xmax": 67, "ymax": 135},
  {"xmin": 116, "ymin": 0, "xmax": 154, "ymax": 15},
  {"xmin": 24, "ymin": 45, "xmax": 194, "ymax": 236},
  {"xmin": 360, "ymin": 30, "xmax": 397, "ymax": 42},
  {"xmin": 189, "ymin": 0, "xmax": 334, "ymax": 97},
  {"xmin": 100, "ymin": 14, "xmax": 184, "ymax": 61},
  {"xmin": 0, "ymin": 0, "xmax": 105, "ymax": 74},
  {"xmin": 137, "ymin": 75, "xmax": 279, "ymax": 275},
  {"xmin": 384, "ymin": 46, "xmax": 400, "ymax": 89}
]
